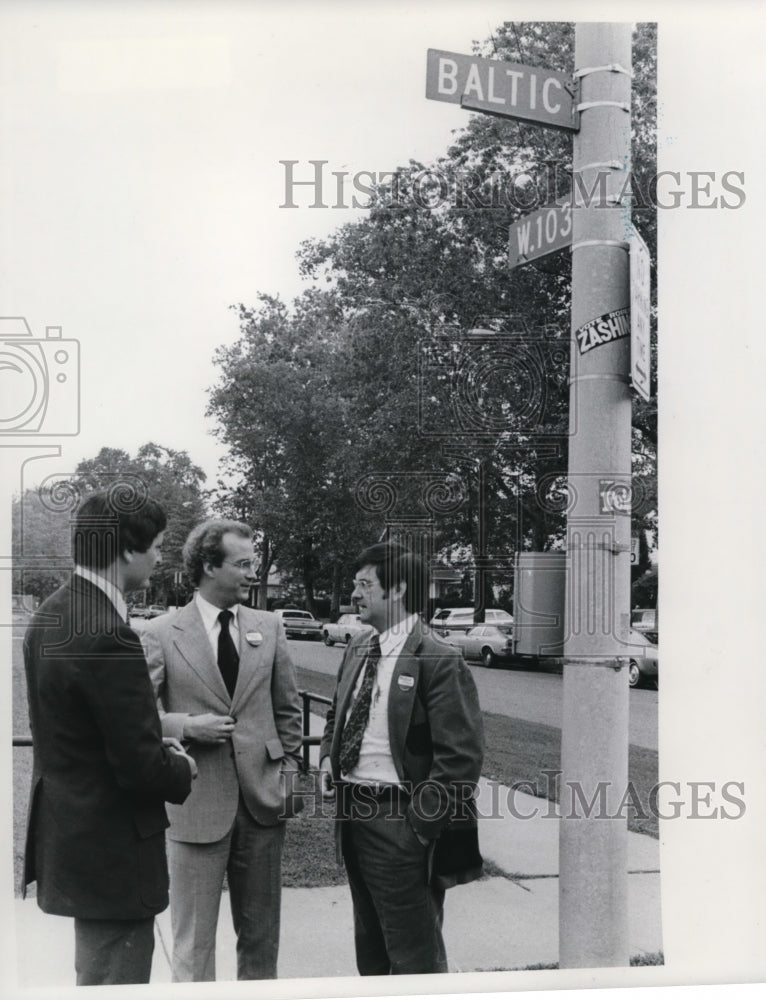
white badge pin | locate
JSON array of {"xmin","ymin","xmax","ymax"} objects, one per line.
[
  {"xmin": 397, "ymin": 674, "xmax": 415, "ymax": 690},
  {"xmin": 245, "ymin": 631, "xmax": 263, "ymax": 646}
]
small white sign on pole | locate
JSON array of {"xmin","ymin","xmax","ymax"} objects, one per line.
[{"xmin": 629, "ymin": 228, "xmax": 652, "ymax": 401}]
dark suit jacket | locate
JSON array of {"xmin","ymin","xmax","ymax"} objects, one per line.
[
  {"xmin": 319, "ymin": 618, "xmax": 484, "ymax": 883},
  {"xmin": 22, "ymin": 575, "xmax": 193, "ymax": 919}
]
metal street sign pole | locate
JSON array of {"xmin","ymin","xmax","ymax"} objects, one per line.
[{"xmin": 559, "ymin": 23, "xmax": 633, "ymax": 968}]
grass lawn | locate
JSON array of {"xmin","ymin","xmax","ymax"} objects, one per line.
[{"xmin": 295, "ymin": 665, "xmax": 659, "ymax": 839}]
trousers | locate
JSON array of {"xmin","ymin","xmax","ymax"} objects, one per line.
[
  {"xmin": 168, "ymin": 797, "xmax": 285, "ymax": 981},
  {"xmin": 74, "ymin": 916, "xmax": 155, "ymax": 985},
  {"xmin": 341, "ymin": 791, "xmax": 447, "ymax": 976}
]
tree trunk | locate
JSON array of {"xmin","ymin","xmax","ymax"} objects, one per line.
[
  {"xmin": 330, "ymin": 564, "xmax": 342, "ymax": 620},
  {"xmin": 257, "ymin": 537, "xmax": 271, "ymax": 610},
  {"xmin": 302, "ymin": 536, "xmax": 316, "ymax": 617}
]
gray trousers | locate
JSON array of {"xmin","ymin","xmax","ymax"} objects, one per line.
[{"xmin": 168, "ymin": 798, "xmax": 286, "ymax": 981}]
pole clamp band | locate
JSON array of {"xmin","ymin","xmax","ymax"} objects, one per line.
[
  {"xmin": 579, "ymin": 160, "xmax": 625, "ymax": 172},
  {"xmin": 571, "ymin": 239, "xmax": 630, "ymax": 252},
  {"xmin": 567, "ymin": 373, "xmax": 631, "ymax": 386},
  {"xmin": 574, "ymin": 63, "xmax": 633, "ymax": 79},
  {"xmin": 564, "ymin": 657, "xmax": 630, "ymax": 672},
  {"xmin": 575, "ymin": 100, "xmax": 630, "ymax": 114}
]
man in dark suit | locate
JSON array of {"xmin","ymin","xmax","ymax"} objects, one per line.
[
  {"xmin": 22, "ymin": 490, "xmax": 196, "ymax": 986},
  {"xmin": 319, "ymin": 542, "xmax": 484, "ymax": 975},
  {"xmin": 141, "ymin": 519, "xmax": 303, "ymax": 982}
]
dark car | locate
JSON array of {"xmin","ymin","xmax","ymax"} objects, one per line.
[{"xmin": 273, "ymin": 608, "xmax": 323, "ymax": 640}]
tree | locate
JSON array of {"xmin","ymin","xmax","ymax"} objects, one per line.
[
  {"xmin": 210, "ymin": 22, "xmax": 657, "ymax": 603},
  {"xmin": 208, "ymin": 294, "xmax": 378, "ymax": 614},
  {"xmin": 12, "ymin": 485, "xmax": 73, "ymax": 602},
  {"xmin": 71, "ymin": 443, "xmax": 208, "ymax": 603},
  {"xmin": 295, "ymin": 21, "xmax": 657, "ymax": 584}
]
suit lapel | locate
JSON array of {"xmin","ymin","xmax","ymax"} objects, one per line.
[
  {"xmin": 387, "ymin": 623, "xmax": 424, "ymax": 773},
  {"xmin": 172, "ymin": 602, "xmax": 231, "ymax": 707},
  {"xmin": 230, "ymin": 608, "xmax": 268, "ymax": 709}
]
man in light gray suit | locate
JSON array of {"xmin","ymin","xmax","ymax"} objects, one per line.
[{"xmin": 141, "ymin": 519, "xmax": 303, "ymax": 982}]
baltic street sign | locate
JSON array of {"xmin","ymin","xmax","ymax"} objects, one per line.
[
  {"xmin": 508, "ymin": 195, "xmax": 573, "ymax": 268},
  {"xmin": 426, "ymin": 48, "xmax": 578, "ymax": 132},
  {"xmin": 629, "ymin": 227, "xmax": 652, "ymax": 401}
]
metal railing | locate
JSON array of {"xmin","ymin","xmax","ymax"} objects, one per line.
[
  {"xmin": 298, "ymin": 688, "xmax": 332, "ymax": 773},
  {"xmin": 12, "ymin": 688, "xmax": 332, "ymax": 773}
]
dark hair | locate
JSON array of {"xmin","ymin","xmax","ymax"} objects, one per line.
[
  {"xmin": 183, "ymin": 519, "xmax": 253, "ymax": 586},
  {"xmin": 354, "ymin": 542, "xmax": 425, "ymax": 614},
  {"xmin": 73, "ymin": 490, "xmax": 167, "ymax": 570}
]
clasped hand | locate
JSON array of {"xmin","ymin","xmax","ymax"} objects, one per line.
[{"xmin": 182, "ymin": 713, "xmax": 236, "ymax": 744}]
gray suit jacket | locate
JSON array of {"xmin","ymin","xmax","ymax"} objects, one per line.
[{"xmin": 141, "ymin": 601, "xmax": 303, "ymax": 841}]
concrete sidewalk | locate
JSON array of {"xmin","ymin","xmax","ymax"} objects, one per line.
[{"xmin": 14, "ymin": 713, "xmax": 662, "ymax": 986}]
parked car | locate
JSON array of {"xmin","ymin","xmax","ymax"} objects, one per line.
[
  {"xmin": 273, "ymin": 608, "xmax": 323, "ymax": 640},
  {"xmin": 446, "ymin": 624, "xmax": 514, "ymax": 668},
  {"xmin": 626, "ymin": 629, "xmax": 658, "ymax": 688},
  {"xmin": 129, "ymin": 605, "xmax": 149, "ymax": 619},
  {"xmin": 129, "ymin": 604, "xmax": 166, "ymax": 627},
  {"xmin": 323, "ymin": 613, "xmax": 369, "ymax": 646},
  {"xmin": 429, "ymin": 607, "xmax": 514, "ymax": 636},
  {"xmin": 631, "ymin": 608, "xmax": 657, "ymax": 633}
]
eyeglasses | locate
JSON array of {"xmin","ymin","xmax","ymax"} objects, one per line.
[
  {"xmin": 352, "ymin": 578, "xmax": 376, "ymax": 591},
  {"xmin": 224, "ymin": 559, "xmax": 257, "ymax": 572}
]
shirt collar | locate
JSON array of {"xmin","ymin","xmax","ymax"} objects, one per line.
[
  {"xmin": 74, "ymin": 566, "xmax": 127, "ymax": 623},
  {"xmin": 195, "ymin": 591, "xmax": 240, "ymax": 632},
  {"xmin": 378, "ymin": 613, "xmax": 419, "ymax": 659}
]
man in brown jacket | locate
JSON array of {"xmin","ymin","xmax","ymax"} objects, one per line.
[{"xmin": 320, "ymin": 542, "xmax": 484, "ymax": 975}]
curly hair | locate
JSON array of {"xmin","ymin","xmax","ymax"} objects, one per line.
[{"xmin": 182, "ymin": 520, "xmax": 253, "ymax": 586}]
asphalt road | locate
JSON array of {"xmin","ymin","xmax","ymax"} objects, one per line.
[
  {"xmin": 11, "ymin": 627, "xmax": 658, "ymax": 752},
  {"xmin": 286, "ymin": 636, "xmax": 659, "ymax": 752}
]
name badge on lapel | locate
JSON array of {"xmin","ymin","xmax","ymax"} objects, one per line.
[
  {"xmin": 245, "ymin": 631, "xmax": 263, "ymax": 646},
  {"xmin": 397, "ymin": 674, "xmax": 415, "ymax": 691}
]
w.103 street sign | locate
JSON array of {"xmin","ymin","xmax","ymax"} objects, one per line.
[{"xmin": 508, "ymin": 197, "xmax": 573, "ymax": 268}]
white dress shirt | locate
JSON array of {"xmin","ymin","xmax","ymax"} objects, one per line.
[
  {"xmin": 342, "ymin": 613, "xmax": 418, "ymax": 787},
  {"xmin": 195, "ymin": 592, "xmax": 242, "ymax": 658}
]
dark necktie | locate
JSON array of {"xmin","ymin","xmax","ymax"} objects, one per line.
[
  {"xmin": 339, "ymin": 635, "xmax": 382, "ymax": 775},
  {"xmin": 217, "ymin": 609, "xmax": 239, "ymax": 697}
]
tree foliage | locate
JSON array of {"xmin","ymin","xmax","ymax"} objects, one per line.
[
  {"xmin": 13, "ymin": 444, "xmax": 208, "ymax": 604},
  {"xmin": 209, "ymin": 21, "xmax": 658, "ymax": 606}
]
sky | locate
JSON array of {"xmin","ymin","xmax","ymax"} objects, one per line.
[
  {"xmin": 1, "ymin": 0, "xmax": 525, "ymax": 486},
  {"xmin": 3, "ymin": 3, "xmax": 766, "ymax": 993}
]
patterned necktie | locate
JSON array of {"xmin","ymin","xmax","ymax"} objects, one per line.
[
  {"xmin": 339, "ymin": 635, "xmax": 382, "ymax": 775},
  {"xmin": 217, "ymin": 609, "xmax": 239, "ymax": 697}
]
